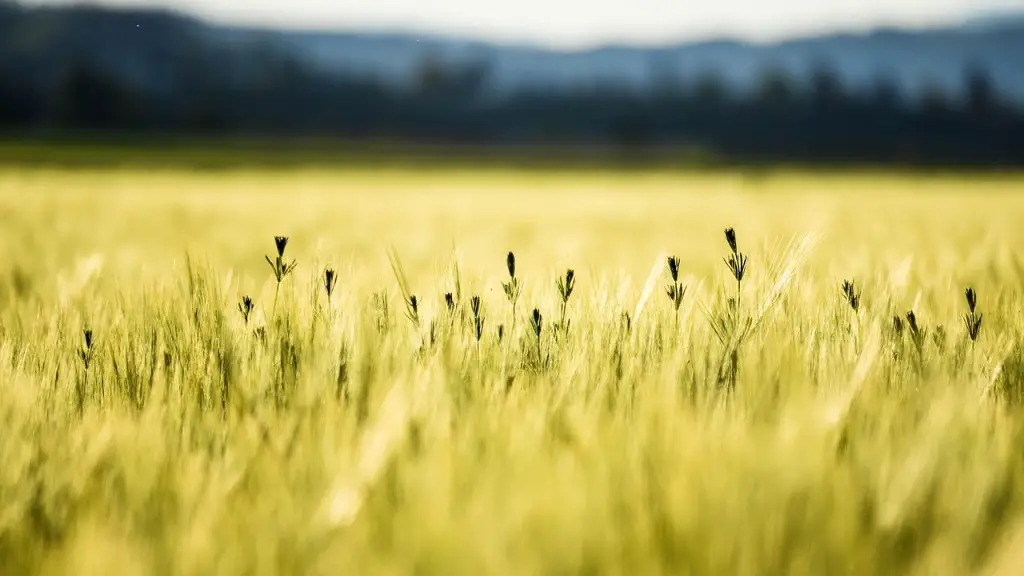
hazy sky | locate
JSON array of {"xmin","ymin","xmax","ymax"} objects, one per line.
[{"xmin": 22, "ymin": 0, "xmax": 1024, "ymax": 47}]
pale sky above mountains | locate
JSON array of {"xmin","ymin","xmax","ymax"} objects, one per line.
[{"xmin": 20, "ymin": 0, "xmax": 1024, "ymax": 47}]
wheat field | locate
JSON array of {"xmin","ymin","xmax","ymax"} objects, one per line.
[{"xmin": 2, "ymin": 166, "xmax": 1024, "ymax": 575}]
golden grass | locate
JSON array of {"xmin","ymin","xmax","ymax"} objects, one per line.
[{"xmin": 2, "ymin": 166, "xmax": 1024, "ymax": 575}]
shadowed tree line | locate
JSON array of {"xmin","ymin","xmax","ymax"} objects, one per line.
[{"xmin": 1, "ymin": 3, "xmax": 1023, "ymax": 166}]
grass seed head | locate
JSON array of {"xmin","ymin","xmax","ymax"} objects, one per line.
[
  {"xmin": 265, "ymin": 236, "xmax": 298, "ymax": 283},
  {"xmin": 530, "ymin": 308, "xmax": 543, "ymax": 339},
  {"xmin": 905, "ymin": 310, "xmax": 927, "ymax": 349},
  {"xmin": 473, "ymin": 308, "xmax": 485, "ymax": 341},
  {"xmin": 324, "ymin": 268, "xmax": 338, "ymax": 299},
  {"xmin": 667, "ymin": 256, "xmax": 680, "ymax": 282},
  {"xmin": 557, "ymin": 269, "xmax": 576, "ymax": 303},
  {"xmin": 79, "ymin": 328, "xmax": 94, "ymax": 369},
  {"xmin": 906, "ymin": 310, "xmax": 918, "ymax": 334},
  {"xmin": 469, "ymin": 296, "xmax": 484, "ymax": 341},
  {"xmin": 666, "ymin": 282, "xmax": 686, "ymax": 311},
  {"xmin": 664, "ymin": 255, "xmax": 687, "ymax": 313},
  {"xmin": 444, "ymin": 292, "xmax": 455, "ymax": 314},
  {"xmin": 723, "ymin": 228, "xmax": 748, "ymax": 283},
  {"xmin": 841, "ymin": 279, "xmax": 860, "ymax": 312},
  {"xmin": 963, "ymin": 286, "xmax": 983, "ymax": 341},
  {"xmin": 238, "ymin": 295, "xmax": 254, "ymax": 324},
  {"xmin": 725, "ymin": 228, "xmax": 738, "ymax": 254},
  {"xmin": 502, "ymin": 252, "xmax": 523, "ymax": 305},
  {"xmin": 893, "ymin": 315, "xmax": 904, "ymax": 335},
  {"xmin": 274, "ymin": 236, "xmax": 289, "ymax": 258}
]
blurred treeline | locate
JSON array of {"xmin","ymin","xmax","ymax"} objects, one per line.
[{"xmin": 1, "ymin": 2, "xmax": 1023, "ymax": 166}]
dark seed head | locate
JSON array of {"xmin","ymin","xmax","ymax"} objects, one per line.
[
  {"xmin": 409, "ymin": 295, "xmax": 418, "ymax": 313},
  {"xmin": 471, "ymin": 296, "xmax": 481, "ymax": 316},
  {"xmin": 506, "ymin": 252, "xmax": 516, "ymax": 278},
  {"xmin": 965, "ymin": 287, "xmax": 977, "ymax": 313},
  {"xmin": 274, "ymin": 236, "xmax": 289, "ymax": 257},
  {"xmin": 324, "ymin": 268, "xmax": 337, "ymax": 295},
  {"xmin": 83, "ymin": 329, "xmax": 93, "ymax": 349},
  {"xmin": 841, "ymin": 280, "xmax": 859, "ymax": 312},
  {"xmin": 893, "ymin": 315, "xmax": 904, "ymax": 334},
  {"xmin": 238, "ymin": 296, "xmax": 254, "ymax": 323},
  {"xmin": 559, "ymin": 268, "xmax": 576, "ymax": 301},
  {"xmin": 724, "ymin": 228, "xmax": 738, "ymax": 253},
  {"xmin": 474, "ymin": 316, "xmax": 484, "ymax": 341},
  {"xmin": 667, "ymin": 256, "xmax": 680, "ymax": 282},
  {"xmin": 906, "ymin": 311, "xmax": 918, "ymax": 333},
  {"xmin": 444, "ymin": 292, "xmax": 454, "ymax": 312}
]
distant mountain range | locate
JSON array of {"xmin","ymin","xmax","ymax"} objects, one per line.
[
  {"xmin": 221, "ymin": 12, "xmax": 1024, "ymax": 100},
  {"xmin": 2, "ymin": 2, "xmax": 1024, "ymax": 101}
]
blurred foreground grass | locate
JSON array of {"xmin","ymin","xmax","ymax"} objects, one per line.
[{"xmin": 2, "ymin": 166, "xmax": 1024, "ymax": 574}]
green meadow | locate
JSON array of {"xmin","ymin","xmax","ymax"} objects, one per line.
[{"xmin": 1, "ymin": 164, "xmax": 1024, "ymax": 575}]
